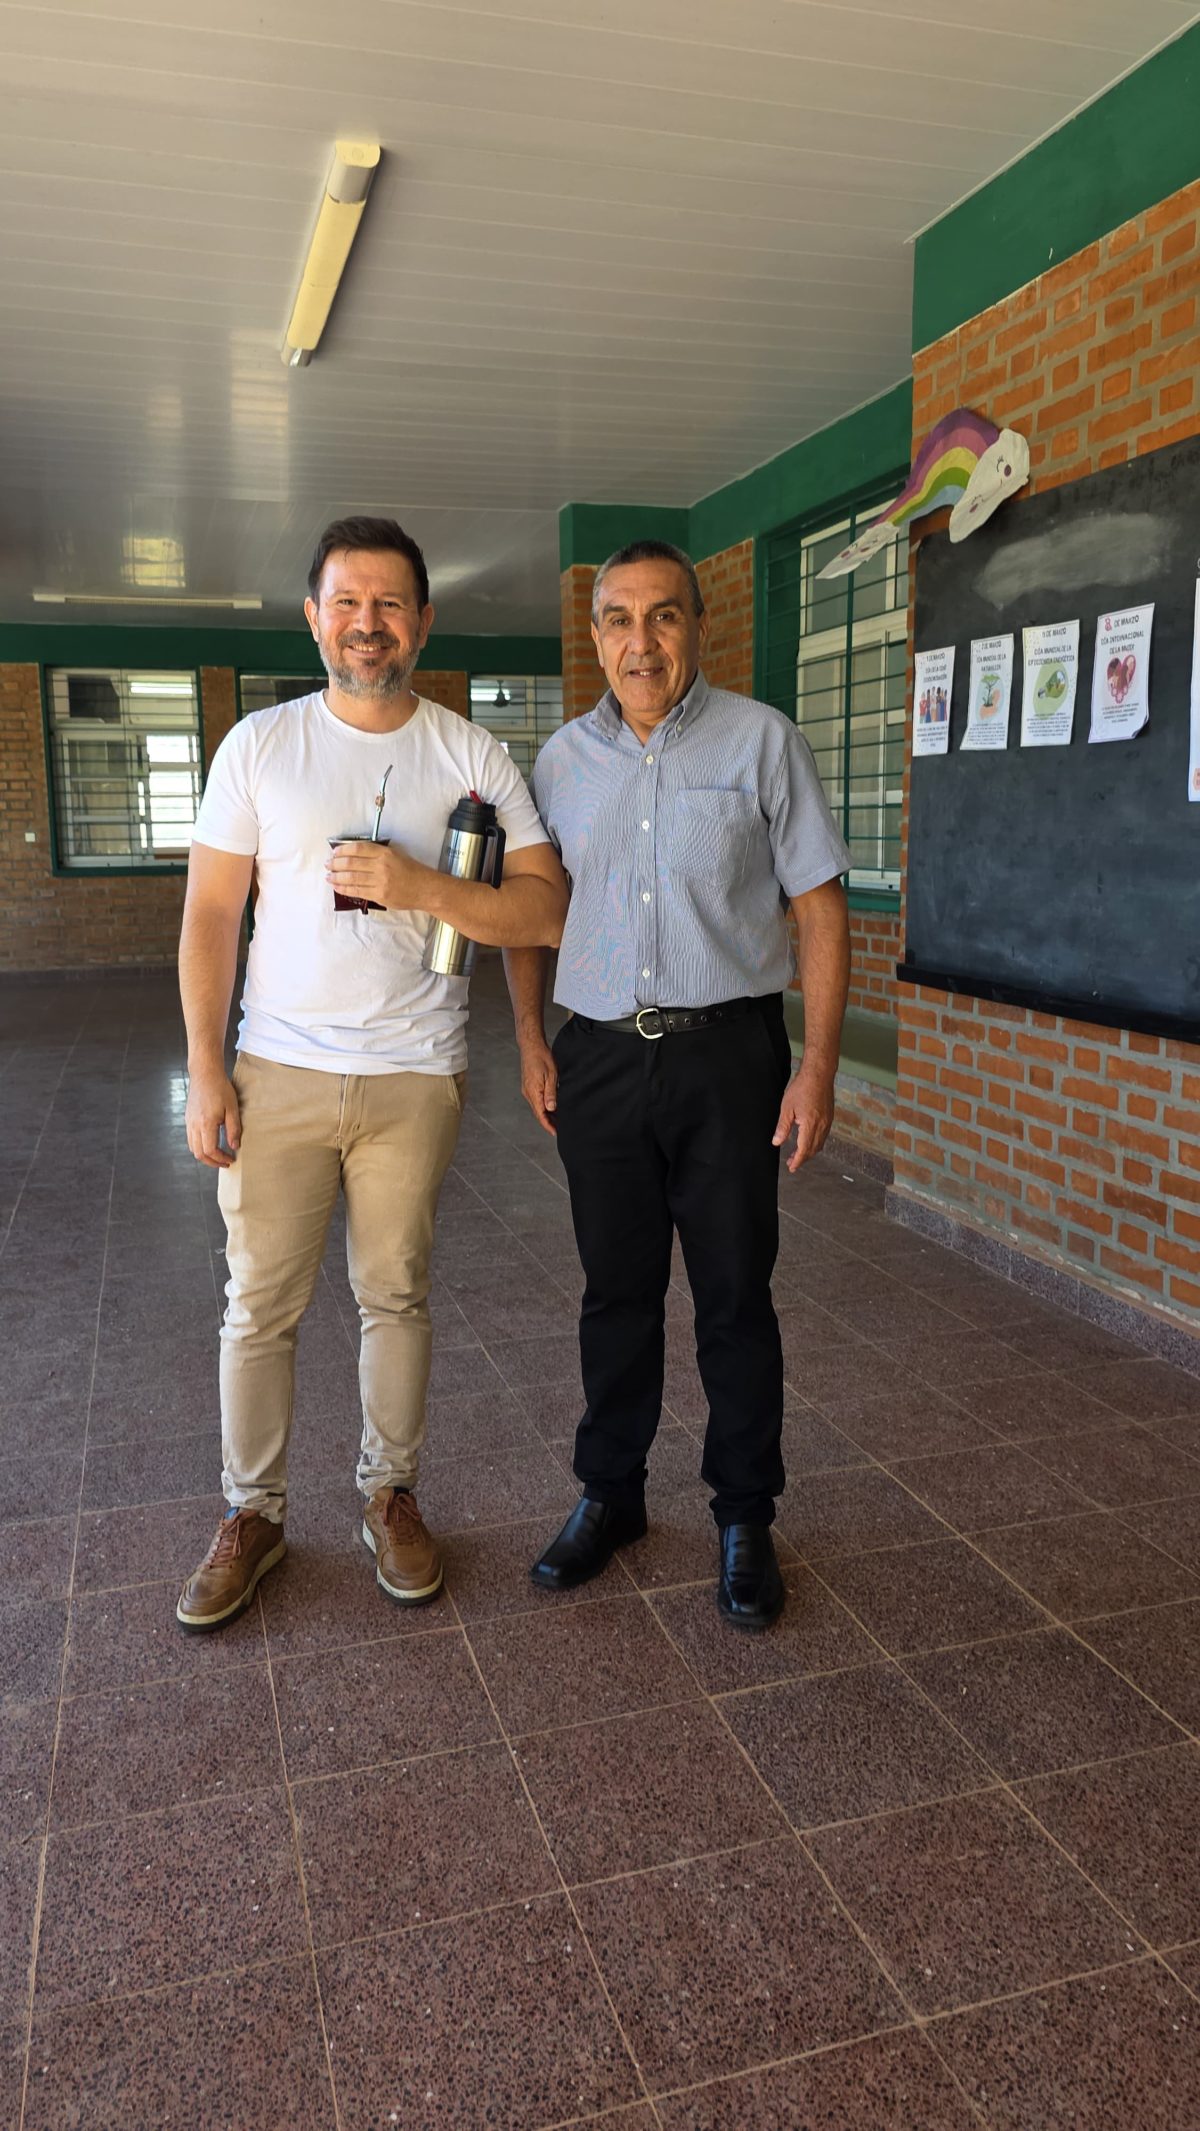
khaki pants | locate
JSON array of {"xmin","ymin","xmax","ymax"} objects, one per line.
[{"xmin": 216, "ymin": 1051, "xmax": 464, "ymax": 1520}]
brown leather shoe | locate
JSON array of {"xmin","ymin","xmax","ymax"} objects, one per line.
[
  {"xmin": 363, "ymin": 1487, "xmax": 443, "ymax": 1605},
  {"xmin": 176, "ymin": 1508, "xmax": 286, "ymax": 1632}
]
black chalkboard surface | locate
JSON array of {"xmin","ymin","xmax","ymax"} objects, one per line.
[{"xmin": 903, "ymin": 432, "xmax": 1200, "ymax": 1039}]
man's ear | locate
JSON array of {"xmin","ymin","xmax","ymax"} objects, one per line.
[
  {"xmin": 698, "ymin": 607, "xmax": 711, "ymax": 654},
  {"xmin": 418, "ymin": 602, "xmax": 436, "ymax": 651},
  {"xmin": 591, "ymin": 622, "xmax": 604, "ymax": 670},
  {"xmin": 303, "ymin": 595, "xmax": 319, "ymax": 642}
]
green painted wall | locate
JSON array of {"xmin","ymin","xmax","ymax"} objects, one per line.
[
  {"xmin": 688, "ymin": 381, "xmax": 913, "ymax": 559},
  {"xmin": 558, "ymin": 502, "xmax": 690, "ymax": 571},
  {"xmin": 914, "ymin": 21, "xmax": 1200, "ymax": 350},
  {"xmin": 559, "ymin": 381, "xmax": 913, "ymax": 573},
  {"xmin": 0, "ymin": 623, "xmax": 563, "ymax": 675}
]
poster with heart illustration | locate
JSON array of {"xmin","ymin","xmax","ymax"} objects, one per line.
[{"xmin": 1089, "ymin": 603, "xmax": 1154, "ymax": 744}]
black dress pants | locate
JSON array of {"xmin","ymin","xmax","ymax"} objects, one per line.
[{"xmin": 552, "ymin": 997, "xmax": 792, "ymax": 1528}]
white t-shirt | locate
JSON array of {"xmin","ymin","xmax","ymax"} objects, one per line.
[{"xmin": 192, "ymin": 690, "xmax": 548, "ymax": 1075}]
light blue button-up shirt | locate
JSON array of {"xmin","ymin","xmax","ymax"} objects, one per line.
[{"xmin": 531, "ymin": 671, "xmax": 851, "ymax": 1018}]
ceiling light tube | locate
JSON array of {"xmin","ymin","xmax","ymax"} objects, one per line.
[
  {"xmin": 32, "ymin": 591, "xmax": 263, "ymax": 610},
  {"xmin": 281, "ymin": 140, "xmax": 381, "ymax": 367}
]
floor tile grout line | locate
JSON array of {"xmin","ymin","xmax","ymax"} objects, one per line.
[
  {"xmin": 551, "ymin": 2017, "xmax": 931, "ymax": 2122},
  {"xmin": 257, "ymin": 1584, "xmax": 345, "ymax": 2131},
  {"xmin": 451, "ymin": 1611, "xmax": 667, "ymax": 2129},
  {"xmin": 791, "ymin": 1540, "xmax": 1200, "ymax": 1883},
  {"xmin": 17, "ymin": 1015, "xmax": 135, "ymax": 2131},
  {"xmin": 647, "ymin": 1556, "xmax": 1161, "ymax": 2124},
  {"xmin": 10, "ymin": 992, "xmax": 1200, "ymax": 2125},
  {"xmin": 634, "ymin": 1582, "xmax": 994, "ymax": 2117}
]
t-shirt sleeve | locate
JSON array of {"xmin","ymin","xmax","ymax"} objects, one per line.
[
  {"xmin": 768, "ymin": 722, "xmax": 852, "ymax": 897},
  {"xmin": 192, "ymin": 722, "xmax": 260, "ymax": 857},
  {"xmin": 470, "ymin": 730, "xmax": 550, "ymax": 854}
]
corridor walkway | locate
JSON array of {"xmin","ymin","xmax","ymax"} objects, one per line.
[{"xmin": 4, "ymin": 959, "xmax": 1200, "ymax": 2128}]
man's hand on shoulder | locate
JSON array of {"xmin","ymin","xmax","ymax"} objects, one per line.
[
  {"xmin": 517, "ymin": 1031, "xmax": 559, "ymax": 1136},
  {"xmin": 772, "ymin": 1059, "xmax": 836, "ymax": 1174},
  {"xmin": 325, "ymin": 840, "xmax": 432, "ymax": 912},
  {"xmin": 186, "ymin": 1057, "xmax": 242, "ymax": 1170}
]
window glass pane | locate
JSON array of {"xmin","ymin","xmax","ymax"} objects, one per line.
[
  {"xmin": 47, "ymin": 668, "xmax": 201, "ymax": 868},
  {"xmin": 239, "ymin": 674, "xmax": 318, "ymax": 718},
  {"xmin": 788, "ymin": 496, "xmax": 906, "ymax": 892},
  {"xmin": 468, "ymin": 675, "xmax": 563, "ymax": 781}
]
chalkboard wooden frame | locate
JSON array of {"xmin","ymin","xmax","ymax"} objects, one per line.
[{"xmin": 902, "ymin": 432, "xmax": 1200, "ymax": 1042}]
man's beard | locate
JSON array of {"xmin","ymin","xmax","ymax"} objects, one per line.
[{"xmin": 317, "ymin": 633, "xmax": 417, "ymax": 699}]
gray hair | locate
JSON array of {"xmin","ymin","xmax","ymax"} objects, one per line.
[{"xmin": 591, "ymin": 539, "xmax": 705, "ymax": 623}]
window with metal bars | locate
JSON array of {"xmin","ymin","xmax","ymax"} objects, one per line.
[
  {"xmin": 468, "ymin": 675, "xmax": 564, "ymax": 779},
  {"xmin": 760, "ymin": 491, "xmax": 908, "ymax": 897},
  {"xmin": 46, "ymin": 668, "xmax": 202, "ymax": 870}
]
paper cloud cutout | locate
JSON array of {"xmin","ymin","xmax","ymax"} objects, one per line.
[
  {"xmin": 818, "ymin": 409, "xmax": 1030, "ymax": 579},
  {"xmin": 948, "ymin": 427, "xmax": 1031, "ymax": 543}
]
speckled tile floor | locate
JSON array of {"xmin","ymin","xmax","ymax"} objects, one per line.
[{"xmin": 5, "ymin": 959, "xmax": 1200, "ymax": 2129}]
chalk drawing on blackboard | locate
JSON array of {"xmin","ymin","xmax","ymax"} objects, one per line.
[{"xmin": 978, "ymin": 514, "xmax": 1166, "ymax": 608}]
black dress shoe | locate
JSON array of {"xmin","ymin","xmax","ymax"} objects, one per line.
[
  {"xmin": 717, "ymin": 1523, "xmax": 784, "ymax": 1632},
  {"xmin": 531, "ymin": 1495, "xmax": 648, "ymax": 1591}
]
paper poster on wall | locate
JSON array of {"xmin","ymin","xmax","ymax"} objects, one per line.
[
  {"xmin": 961, "ymin": 634, "xmax": 1014, "ymax": 751},
  {"xmin": 913, "ymin": 645, "xmax": 955, "ymax": 758},
  {"xmin": 1190, "ymin": 581, "xmax": 1200, "ymax": 801},
  {"xmin": 1089, "ymin": 604, "xmax": 1154, "ymax": 743},
  {"xmin": 1021, "ymin": 619, "xmax": 1080, "ymax": 747}
]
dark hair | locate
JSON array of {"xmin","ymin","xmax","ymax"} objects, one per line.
[
  {"xmin": 592, "ymin": 539, "xmax": 704, "ymax": 621},
  {"xmin": 307, "ymin": 516, "xmax": 430, "ymax": 607}
]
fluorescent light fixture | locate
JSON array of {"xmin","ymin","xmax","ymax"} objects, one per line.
[
  {"xmin": 281, "ymin": 140, "xmax": 381, "ymax": 367},
  {"xmin": 129, "ymin": 681, "xmax": 196, "ymax": 697},
  {"xmin": 33, "ymin": 591, "xmax": 262, "ymax": 610}
]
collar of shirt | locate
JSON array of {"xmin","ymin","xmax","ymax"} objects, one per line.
[{"xmin": 591, "ymin": 668, "xmax": 711, "ymax": 745}]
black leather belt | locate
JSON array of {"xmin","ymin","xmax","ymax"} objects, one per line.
[{"xmin": 574, "ymin": 998, "xmax": 759, "ymax": 1040}]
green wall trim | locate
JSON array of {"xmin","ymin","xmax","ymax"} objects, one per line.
[
  {"xmin": 558, "ymin": 502, "xmax": 691, "ymax": 571},
  {"xmin": 688, "ymin": 381, "xmax": 913, "ymax": 560},
  {"xmin": 914, "ymin": 22, "xmax": 1200, "ymax": 349},
  {"xmin": 0, "ymin": 624, "xmax": 562, "ymax": 674}
]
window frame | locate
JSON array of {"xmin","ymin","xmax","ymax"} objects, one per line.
[
  {"xmin": 40, "ymin": 662, "xmax": 206, "ymax": 879},
  {"xmin": 754, "ymin": 472, "xmax": 910, "ymax": 912},
  {"xmin": 235, "ymin": 670, "xmax": 323, "ymax": 721},
  {"xmin": 466, "ymin": 673, "xmax": 565, "ymax": 778}
]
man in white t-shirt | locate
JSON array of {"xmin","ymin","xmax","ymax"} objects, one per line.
[{"xmin": 175, "ymin": 516, "xmax": 567, "ymax": 1632}]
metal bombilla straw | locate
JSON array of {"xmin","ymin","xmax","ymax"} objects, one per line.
[{"xmin": 371, "ymin": 764, "xmax": 393, "ymax": 841}]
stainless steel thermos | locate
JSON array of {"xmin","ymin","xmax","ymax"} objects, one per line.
[{"xmin": 422, "ymin": 792, "xmax": 506, "ymax": 977}]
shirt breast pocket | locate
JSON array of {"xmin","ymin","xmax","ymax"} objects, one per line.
[{"xmin": 664, "ymin": 788, "xmax": 758, "ymax": 885}]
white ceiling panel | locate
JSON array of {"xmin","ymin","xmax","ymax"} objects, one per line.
[{"xmin": 0, "ymin": 0, "xmax": 1195, "ymax": 635}]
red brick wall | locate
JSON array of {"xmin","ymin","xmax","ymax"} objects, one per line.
[
  {"xmin": 416, "ymin": 669, "xmax": 469, "ymax": 719},
  {"xmin": 559, "ymin": 566, "xmax": 598, "ymax": 722},
  {"xmin": 0, "ymin": 661, "xmax": 230, "ymax": 972},
  {"xmin": 895, "ymin": 177, "xmax": 1200, "ymax": 1329},
  {"xmin": 696, "ymin": 540, "xmax": 754, "ymax": 695},
  {"xmin": 848, "ymin": 910, "xmax": 901, "ymax": 1019}
]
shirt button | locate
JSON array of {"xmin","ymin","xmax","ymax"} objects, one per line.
[
  {"xmin": 645, "ymin": 753, "xmax": 654, "ymax": 764},
  {"xmin": 641, "ymin": 819, "xmax": 649, "ymax": 831},
  {"xmin": 642, "ymin": 968, "xmax": 650, "ymax": 979},
  {"xmin": 641, "ymin": 891, "xmax": 651, "ymax": 903}
]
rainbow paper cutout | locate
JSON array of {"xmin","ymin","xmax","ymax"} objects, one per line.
[{"xmin": 817, "ymin": 408, "xmax": 1028, "ymax": 579}]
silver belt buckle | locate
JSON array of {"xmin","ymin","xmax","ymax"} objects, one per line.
[{"xmin": 635, "ymin": 1007, "xmax": 665, "ymax": 1040}]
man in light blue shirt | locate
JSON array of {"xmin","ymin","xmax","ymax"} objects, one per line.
[{"xmin": 505, "ymin": 540, "xmax": 850, "ymax": 1629}]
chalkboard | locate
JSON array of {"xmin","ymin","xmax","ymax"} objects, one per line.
[{"xmin": 903, "ymin": 432, "xmax": 1200, "ymax": 1039}]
